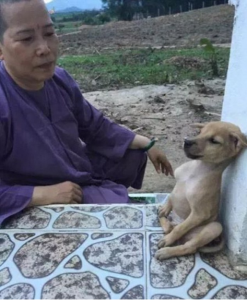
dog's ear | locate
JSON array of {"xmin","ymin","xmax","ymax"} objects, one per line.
[
  {"xmin": 230, "ymin": 132, "xmax": 247, "ymax": 151},
  {"xmin": 190, "ymin": 123, "xmax": 207, "ymax": 129}
]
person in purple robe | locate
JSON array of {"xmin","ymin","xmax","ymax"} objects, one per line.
[{"xmin": 0, "ymin": 0, "xmax": 174, "ymax": 225}]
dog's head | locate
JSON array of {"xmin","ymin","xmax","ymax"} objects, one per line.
[{"xmin": 184, "ymin": 121, "xmax": 247, "ymax": 163}]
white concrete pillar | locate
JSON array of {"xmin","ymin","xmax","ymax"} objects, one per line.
[{"xmin": 221, "ymin": 0, "xmax": 247, "ymax": 266}]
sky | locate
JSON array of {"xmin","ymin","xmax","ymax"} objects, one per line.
[{"xmin": 44, "ymin": 0, "xmax": 52, "ymax": 3}]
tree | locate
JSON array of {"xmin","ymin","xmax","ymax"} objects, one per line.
[
  {"xmin": 102, "ymin": 0, "xmax": 142, "ymax": 21},
  {"xmin": 98, "ymin": 13, "xmax": 111, "ymax": 23},
  {"xmin": 58, "ymin": 23, "xmax": 65, "ymax": 32},
  {"xmin": 51, "ymin": 15, "xmax": 56, "ymax": 23}
]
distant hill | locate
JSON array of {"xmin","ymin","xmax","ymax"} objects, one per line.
[
  {"xmin": 57, "ymin": 6, "xmax": 82, "ymax": 13},
  {"xmin": 46, "ymin": 0, "xmax": 102, "ymax": 12}
]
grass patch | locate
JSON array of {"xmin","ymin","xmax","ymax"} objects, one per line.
[
  {"xmin": 58, "ymin": 47, "xmax": 230, "ymax": 92},
  {"xmin": 55, "ymin": 21, "xmax": 82, "ymax": 34}
]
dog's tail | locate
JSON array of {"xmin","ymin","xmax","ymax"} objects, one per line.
[{"xmin": 198, "ymin": 235, "xmax": 225, "ymax": 254}]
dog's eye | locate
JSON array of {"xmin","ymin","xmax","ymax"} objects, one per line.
[{"xmin": 209, "ymin": 138, "xmax": 221, "ymax": 144}]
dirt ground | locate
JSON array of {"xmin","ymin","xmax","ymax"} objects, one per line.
[
  {"xmin": 85, "ymin": 79, "xmax": 224, "ymax": 193},
  {"xmin": 59, "ymin": 5, "xmax": 234, "ymax": 55}
]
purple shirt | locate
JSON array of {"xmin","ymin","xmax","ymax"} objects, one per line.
[{"xmin": 0, "ymin": 62, "xmax": 144, "ymax": 225}]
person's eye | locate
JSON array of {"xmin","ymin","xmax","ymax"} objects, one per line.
[
  {"xmin": 45, "ymin": 32, "xmax": 55, "ymax": 37},
  {"xmin": 20, "ymin": 37, "xmax": 33, "ymax": 42}
]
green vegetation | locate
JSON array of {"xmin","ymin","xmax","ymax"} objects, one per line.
[
  {"xmin": 55, "ymin": 21, "xmax": 81, "ymax": 34},
  {"xmin": 200, "ymin": 38, "xmax": 219, "ymax": 77},
  {"xmin": 51, "ymin": 10, "xmax": 111, "ymax": 34},
  {"xmin": 58, "ymin": 47, "xmax": 230, "ymax": 92}
]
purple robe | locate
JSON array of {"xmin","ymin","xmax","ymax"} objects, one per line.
[{"xmin": 0, "ymin": 61, "xmax": 147, "ymax": 224}]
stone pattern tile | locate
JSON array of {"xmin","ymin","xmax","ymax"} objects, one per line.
[
  {"xmin": 146, "ymin": 204, "xmax": 247, "ymax": 299},
  {"xmin": 0, "ymin": 231, "xmax": 146, "ymax": 299},
  {"xmin": 2, "ymin": 205, "xmax": 145, "ymax": 231},
  {"xmin": 1, "ymin": 198, "xmax": 247, "ymax": 299},
  {"xmin": 147, "ymin": 232, "xmax": 247, "ymax": 299}
]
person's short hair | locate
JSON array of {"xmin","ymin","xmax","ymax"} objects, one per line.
[{"xmin": 0, "ymin": 0, "xmax": 31, "ymax": 43}]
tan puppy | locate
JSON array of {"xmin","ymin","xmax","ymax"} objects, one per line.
[{"xmin": 156, "ymin": 121, "xmax": 247, "ymax": 260}]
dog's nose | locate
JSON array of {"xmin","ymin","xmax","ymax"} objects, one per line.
[{"xmin": 184, "ymin": 138, "xmax": 195, "ymax": 147}]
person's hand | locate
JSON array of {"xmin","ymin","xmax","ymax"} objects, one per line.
[
  {"xmin": 30, "ymin": 181, "xmax": 83, "ymax": 206},
  {"xmin": 147, "ymin": 147, "xmax": 174, "ymax": 177}
]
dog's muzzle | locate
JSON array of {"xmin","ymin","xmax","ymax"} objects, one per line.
[{"xmin": 183, "ymin": 138, "xmax": 203, "ymax": 159}]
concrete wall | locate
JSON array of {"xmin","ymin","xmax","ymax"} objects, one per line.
[{"xmin": 221, "ymin": 0, "xmax": 247, "ymax": 265}]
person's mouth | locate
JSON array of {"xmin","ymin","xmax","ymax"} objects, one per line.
[{"xmin": 37, "ymin": 61, "xmax": 54, "ymax": 69}]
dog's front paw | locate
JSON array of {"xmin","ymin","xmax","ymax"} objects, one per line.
[
  {"xmin": 158, "ymin": 237, "xmax": 166, "ymax": 249},
  {"xmin": 158, "ymin": 236, "xmax": 171, "ymax": 248},
  {"xmin": 155, "ymin": 247, "xmax": 174, "ymax": 260},
  {"xmin": 158, "ymin": 234, "xmax": 175, "ymax": 248}
]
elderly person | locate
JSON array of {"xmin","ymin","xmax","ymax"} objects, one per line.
[{"xmin": 0, "ymin": 0, "xmax": 173, "ymax": 224}]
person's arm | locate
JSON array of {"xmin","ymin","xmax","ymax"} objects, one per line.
[
  {"xmin": 69, "ymin": 77, "xmax": 173, "ymax": 175},
  {"xmin": 55, "ymin": 68, "xmax": 136, "ymax": 160},
  {"xmin": 129, "ymin": 135, "xmax": 151, "ymax": 149},
  {"xmin": 129, "ymin": 134, "xmax": 174, "ymax": 176},
  {"xmin": 67, "ymin": 75, "xmax": 135, "ymax": 160},
  {"xmin": 0, "ymin": 182, "xmax": 34, "ymax": 225},
  {"xmin": 56, "ymin": 68, "xmax": 174, "ymax": 174},
  {"xmin": 0, "ymin": 120, "xmax": 33, "ymax": 224},
  {"xmin": 0, "ymin": 181, "xmax": 83, "ymax": 225},
  {"xmin": 30, "ymin": 182, "xmax": 83, "ymax": 207}
]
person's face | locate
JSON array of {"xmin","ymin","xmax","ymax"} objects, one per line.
[{"xmin": 0, "ymin": 0, "xmax": 59, "ymax": 90}]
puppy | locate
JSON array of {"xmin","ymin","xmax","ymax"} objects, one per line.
[{"xmin": 156, "ymin": 121, "xmax": 247, "ymax": 260}]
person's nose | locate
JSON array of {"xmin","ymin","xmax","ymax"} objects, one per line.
[{"xmin": 36, "ymin": 39, "xmax": 51, "ymax": 57}]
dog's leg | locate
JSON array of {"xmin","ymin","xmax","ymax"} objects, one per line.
[
  {"xmin": 159, "ymin": 217, "xmax": 174, "ymax": 234},
  {"xmin": 158, "ymin": 211, "xmax": 210, "ymax": 248},
  {"xmin": 158, "ymin": 197, "xmax": 172, "ymax": 218},
  {"xmin": 158, "ymin": 197, "xmax": 174, "ymax": 233},
  {"xmin": 156, "ymin": 222, "xmax": 222, "ymax": 260}
]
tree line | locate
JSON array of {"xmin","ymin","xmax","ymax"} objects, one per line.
[
  {"xmin": 102, "ymin": 0, "xmax": 228, "ymax": 21},
  {"xmin": 51, "ymin": 0, "xmax": 228, "ymax": 26}
]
